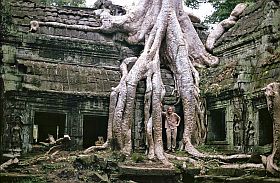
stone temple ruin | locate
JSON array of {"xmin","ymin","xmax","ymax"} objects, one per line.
[
  {"xmin": 200, "ymin": 0, "xmax": 280, "ymax": 153},
  {"xmin": 0, "ymin": 0, "xmax": 134, "ymax": 156},
  {"xmin": 0, "ymin": 0, "xmax": 280, "ymax": 163}
]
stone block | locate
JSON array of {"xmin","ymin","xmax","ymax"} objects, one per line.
[
  {"xmin": 54, "ymin": 28, "xmax": 65, "ymax": 36},
  {"xmin": 45, "ymin": 16, "xmax": 56, "ymax": 22},
  {"xmin": 88, "ymin": 21, "xmax": 100, "ymax": 27},
  {"xmin": 46, "ymin": 7, "xmax": 57, "ymax": 13},
  {"xmin": 194, "ymin": 175, "xmax": 229, "ymax": 183},
  {"xmin": 47, "ymin": 27, "xmax": 55, "ymax": 35},
  {"xmin": 3, "ymin": 73, "xmax": 21, "ymax": 82},
  {"xmin": 2, "ymin": 45, "xmax": 16, "ymax": 64},
  {"xmin": 73, "ymin": 15, "xmax": 81, "ymax": 20},
  {"xmin": 79, "ymin": 31, "xmax": 87, "ymax": 39},
  {"xmin": 58, "ymin": 14, "xmax": 67, "ymax": 19},
  {"xmin": 12, "ymin": 10, "xmax": 26, "ymax": 18},
  {"xmin": 77, "ymin": 20, "xmax": 87, "ymax": 25},
  {"xmin": 165, "ymin": 73, "xmax": 173, "ymax": 79},
  {"xmin": 71, "ymin": 30, "xmax": 79, "ymax": 38},
  {"xmin": 207, "ymin": 168, "xmax": 244, "ymax": 177},
  {"xmin": 45, "ymin": 11, "xmax": 53, "ymax": 16},
  {"xmin": 65, "ymin": 19, "xmax": 77, "ymax": 25},
  {"xmin": 4, "ymin": 81, "xmax": 17, "ymax": 91}
]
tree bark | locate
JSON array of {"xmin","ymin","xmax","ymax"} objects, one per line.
[
  {"xmin": 84, "ymin": 0, "xmax": 254, "ymax": 164},
  {"xmin": 205, "ymin": 3, "xmax": 247, "ymax": 52},
  {"xmin": 264, "ymin": 82, "xmax": 280, "ymax": 176}
]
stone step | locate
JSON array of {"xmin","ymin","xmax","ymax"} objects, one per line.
[
  {"xmin": 8, "ymin": 148, "xmax": 22, "ymax": 152},
  {"xmin": 226, "ymin": 176, "xmax": 280, "ymax": 183},
  {"xmin": 194, "ymin": 175, "xmax": 230, "ymax": 183},
  {"xmin": 0, "ymin": 173, "xmax": 42, "ymax": 183},
  {"xmin": 194, "ymin": 175, "xmax": 280, "ymax": 183},
  {"xmin": 2, "ymin": 153, "xmax": 21, "ymax": 159},
  {"xmin": 118, "ymin": 164, "xmax": 180, "ymax": 183},
  {"xmin": 206, "ymin": 167, "xmax": 266, "ymax": 177},
  {"xmin": 118, "ymin": 164, "xmax": 177, "ymax": 176}
]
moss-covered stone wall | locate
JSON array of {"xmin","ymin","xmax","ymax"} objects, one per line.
[
  {"xmin": 0, "ymin": 0, "xmax": 194, "ymax": 155},
  {"xmin": 200, "ymin": 0, "xmax": 280, "ymax": 152},
  {"xmin": 0, "ymin": 0, "xmax": 141, "ymax": 154}
]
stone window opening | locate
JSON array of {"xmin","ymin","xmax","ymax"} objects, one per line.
[
  {"xmin": 34, "ymin": 112, "xmax": 66, "ymax": 143},
  {"xmin": 82, "ymin": 115, "xmax": 108, "ymax": 149}
]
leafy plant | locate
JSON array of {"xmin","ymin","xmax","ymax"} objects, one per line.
[{"xmin": 131, "ymin": 153, "xmax": 145, "ymax": 163}]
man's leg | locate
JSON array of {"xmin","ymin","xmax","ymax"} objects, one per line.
[
  {"xmin": 171, "ymin": 128, "xmax": 177, "ymax": 152},
  {"xmin": 166, "ymin": 128, "xmax": 171, "ymax": 151}
]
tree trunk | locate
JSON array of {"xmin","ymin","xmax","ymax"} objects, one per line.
[
  {"xmin": 84, "ymin": 0, "xmax": 253, "ymax": 164},
  {"xmin": 103, "ymin": 0, "xmax": 211, "ymax": 161},
  {"xmin": 265, "ymin": 82, "xmax": 280, "ymax": 175}
]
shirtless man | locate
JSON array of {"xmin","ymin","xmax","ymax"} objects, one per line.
[{"xmin": 163, "ymin": 106, "xmax": 181, "ymax": 152}]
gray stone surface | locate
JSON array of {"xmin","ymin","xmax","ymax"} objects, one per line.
[{"xmin": 200, "ymin": 0, "xmax": 280, "ymax": 151}]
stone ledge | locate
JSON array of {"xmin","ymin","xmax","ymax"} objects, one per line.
[
  {"xmin": 118, "ymin": 164, "xmax": 176, "ymax": 176},
  {"xmin": 0, "ymin": 173, "xmax": 42, "ymax": 183}
]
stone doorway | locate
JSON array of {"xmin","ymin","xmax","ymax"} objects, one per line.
[
  {"xmin": 83, "ymin": 115, "xmax": 108, "ymax": 148},
  {"xmin": 208, "ymin": 109, "xmax": 226, "ymax": 142},
  {"xmin": 259, "ymin": 108, "xmax": 273, "ymax": 146},
  {"xmin": 34, "ymin": 112, "xmax": 66, "ymax": 142}
]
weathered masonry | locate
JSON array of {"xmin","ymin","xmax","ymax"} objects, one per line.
[
  {"xmin": 200, "ymin": 0, "xmax": 280, "ymax": 153},
  {"xmin": 0, "ymin": 0, "xmax": 143, "ymax": 156},
  {"xmin": 0, "ymin": 0, "xmax": 210, "ymax": 156},
  {"xmin": 1, "ymin": 0, "xmax": 280, "ymax": 158}
]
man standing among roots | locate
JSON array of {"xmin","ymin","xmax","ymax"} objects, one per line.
[{"xmin": 163, "ymin": 106, "xmax": 181, "ymax": 152}]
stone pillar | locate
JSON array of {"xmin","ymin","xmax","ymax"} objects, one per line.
[
  {"xmin": 68, "ymin": 108, "xmax": 83, "ymax": 149},
  {"xmin": 133, "ymin": 95, "xmax": 145, "ymax": 151},
  {"xmin": 227, "ymin": 101, "xmax": 235, "ymax": 150}
]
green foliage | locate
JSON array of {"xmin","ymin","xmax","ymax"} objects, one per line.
[
  {"xmin": 111, "ymin": 151, "xmax": 126, "ymax": 162},
  {"xmin": 131, "ymin": 153, "xmax": 145, "ymax": 163},
  {"xmin": 0, "ymin": 0, "xmax": 13, "ymax": 36},
  {"xmin": 42, "ymin": 162, "xmax": 66, "ymax": 170},
  {"xmin": 184, "ymin": 0, "xmax": 256, "ymax": 24},
  {"xmin": 204, "ymin": 0, "xmax": 255, "ymax": 24},
  {"xmin": 184, "ymin": 0, "xmax": 208, "ymax": 9},
  {"xmin": 17, "ymin": 177, "xmax": 47, "ymax": 183},
  {"xmin": 39, "ymin": 0, "xmax": 86, "ymax": 7},
  {"xmin": 196, "ymin": 144, "xmax": 218, "ymax": 153}
]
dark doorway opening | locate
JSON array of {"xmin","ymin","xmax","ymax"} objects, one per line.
[
  {"xmin": 34, "ymin": 112, "xmax": 66, "ymax": 142},
  {"xmin": 83, "ymin": 115, "xmax": 108, "ymax": 148},
  {"xmin": 259, "ymin": 108, "xmax": 273, "ymax": 146},
  {"xmin": 207, "ymin": 109, "xmax": 226, "ymax": 142}
]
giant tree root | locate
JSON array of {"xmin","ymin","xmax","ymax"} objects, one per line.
[
  {"xmin": 264, "ymin": 82, "xmax": 280, "ymax": 176},
  {"xmin": 221, "ymin": 163, "xmax": 264, "ymax": 169},
  {"xmin": 45, "ymin": 135, "xmax": 71, "ymax": 156},
  {"xmin": 165, "ymin": 153, "xmax": 198, "ymax": 166},
  {"xmin": 27, "ymin": 0, "xmax": 254, "ymax": 167},
  {"xmin": 85, "ymin": 0, "xmax": 234, "ymax": 164},
  {"xmin": 0, "ymin": 158, "xmax": 19, "ymax": 171},
  {"xmin": 205, "ymin": 3, "xmax": 247, "ymax": 52},
  {"xmin": 81, "ymin": 0, "xmax": 256, "ymax": 165},
  {"xmin": 84, "ymin": 142, "xmax": 109, "ymax": 154}
]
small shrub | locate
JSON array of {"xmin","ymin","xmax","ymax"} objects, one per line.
[{"xmin": 131, "ymin": 153, "xmax": 144, "ymax": 163}]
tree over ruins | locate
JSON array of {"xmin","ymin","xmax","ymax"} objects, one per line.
[
  {"xmin": 84, "ymin": 0, "xmax": 232, "ymax": 163},
  {"xmin": 265, "ymin": 82, "xmax": 280, "ymax": 176},
  {"xmin": 204, "ymin": 0, "xmax": 254, "ymax": 24},
  {"xmin": 81, "ymin": 0, "xmax": 280, "ymax": 174}
]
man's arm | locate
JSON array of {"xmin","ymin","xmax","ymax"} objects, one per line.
[{"xmin": 176, "ymin": 113, "xmax": 181, "ymax": 126}]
